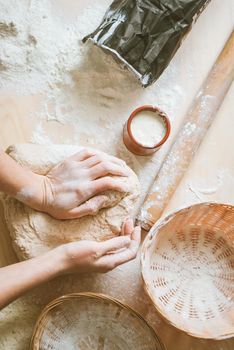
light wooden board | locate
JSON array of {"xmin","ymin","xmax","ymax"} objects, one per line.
[{"xmin": 0, "ymin": 1, "xmax": 233, "ymax": 349}]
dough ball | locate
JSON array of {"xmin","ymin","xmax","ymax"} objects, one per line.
[{"xmin": 1, "ymin": 144, "xmax": 141, "ymax": 260}]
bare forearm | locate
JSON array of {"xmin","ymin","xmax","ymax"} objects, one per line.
[
  {"xmin": 0, "ymin": 249, "xmax": 64, "ymax": 309},
  {"xmin": 0, "ymin": 220, "xmax": 140, "ymax": 309},
  {"xmin": 0, "ymin": 150, "xmax": 44, "ymax": 209},
  {"xmin": 0, "ymin": 148, "xmax": 131, "ymax": 219}
]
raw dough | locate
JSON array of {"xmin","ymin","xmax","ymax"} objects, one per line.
[{"xmin": 1, "ymin": 144, "xmax": 140, "ymax": 260}]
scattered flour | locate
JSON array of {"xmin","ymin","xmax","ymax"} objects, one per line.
[
  {"xmin": 30, "ymin": 123, "xmax": 53, "ymax": 145},
  {"xmin": 0, "ymin": 0, "xmax": 184, "ymax": 125},
  {"xmin": 0, "ymin": 0, "xmax": 186, "ymax": 208},
  {"xmin": 183, "ymin": 122, "xmax": 197, "ymax": 136},
  {"xmin": 0, "ymin": 1, "xmax": 233, "ymax": 349},
  {"xmin": 188, "ymin": 169, "xmax": 231, "ymax": 200},
  {"xmin": 188, "ymin": 185, "xmax": 204, "ymax": 201}
]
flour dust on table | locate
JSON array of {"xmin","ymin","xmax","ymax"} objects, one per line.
[
  {"xmin": 0, "ymin": 0, "xmax": 183, "ymax": 148},
  {"xmin": 0, "ymin": 0, "xmax": 185, "ymax": 210}
]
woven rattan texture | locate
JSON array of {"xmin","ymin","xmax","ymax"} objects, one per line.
[
  {"xmin": 30, "ymin": 293, "xmax": 165, "ymax": 350},
  {"xmin": 142, "ymin": 203, "xmax": 234, "ymax": 339}
]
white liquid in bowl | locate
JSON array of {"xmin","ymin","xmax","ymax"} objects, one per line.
[{"xmin": 131, "ymin": 110, "xmax": 166, "ymax": 147}]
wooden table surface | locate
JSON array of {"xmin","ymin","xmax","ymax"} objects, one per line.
[{"xmin": 0, "ymin": 0, "xmax": 233, "ymax": 349}]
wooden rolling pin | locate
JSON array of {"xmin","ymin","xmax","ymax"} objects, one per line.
[{"xmin": 139, "ymin": 31, "xmax": 234, "ymax": 231}]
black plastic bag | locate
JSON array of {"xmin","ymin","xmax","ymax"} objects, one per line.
[{"xmin": 83, "ymin": 0, "xmax": 211, "ymax": 87}]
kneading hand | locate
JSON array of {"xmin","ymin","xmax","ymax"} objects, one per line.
[
  {"xmin": 25, "ymin": 148, "xmax": 130, "ymax": 219},
  {"xmin": 0, "ymin": 219, "xmax": 141, "ymax": 309},
  {"xmin": 55, "ymin": 219, "xmax": 141, "ymax": 274}
]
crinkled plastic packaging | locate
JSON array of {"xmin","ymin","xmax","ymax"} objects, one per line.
[{"xmin": 83, "ymin": 0, "xmax": 211, "ymax": 87}]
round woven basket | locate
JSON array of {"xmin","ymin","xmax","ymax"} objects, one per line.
[
  {"xmin": 141, "ymin": 202, "xmax": 234, "ymax": 339},
  {"xmin": 30, "ymin": 292, "xmax": 165, "ymax": 350}
]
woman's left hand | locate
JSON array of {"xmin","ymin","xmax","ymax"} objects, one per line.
[
  {"xmin": 54, "ymin": 219, "xmax": 141, "ymax": 274},
  {"xmin": 18, "ymin": 148, "xmax": 130, "ymax": 219}
]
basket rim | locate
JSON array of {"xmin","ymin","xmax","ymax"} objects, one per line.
[
  {"xmin": 141, "ymin": 201, "xmax": 234, "ymax": 340},
  {"xmin": 30, "ymin": 292, "xmax": 166, "ymax": 350}
]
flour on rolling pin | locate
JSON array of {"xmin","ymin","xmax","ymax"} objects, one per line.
[
  {"xmin": 131, "ymin": 110, "xmax": 166, "ymax": 147},
  {"xmin": 138, "ymin": 31, "xmax": 234, "ymax": 230}
]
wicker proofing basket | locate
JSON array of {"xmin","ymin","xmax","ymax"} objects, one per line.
[
  {"xmin": 30, "ymin": 292, "xmax": 165, "ymax": 350},
  {"xmin": 141, "ymin": 203, "xmax": 234, "ymax": 339}
]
